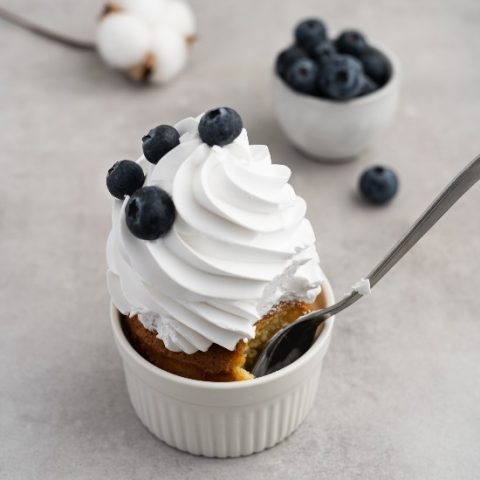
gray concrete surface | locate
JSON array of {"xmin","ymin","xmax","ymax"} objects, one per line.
[{"xmin": 1, "ymin": 0, "xmax": 480, "ymax": 479}]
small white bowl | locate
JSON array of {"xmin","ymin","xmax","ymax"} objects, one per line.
[
  {"xmin": 273, "ymin": 46, "xmax": 400, "ymax": 161},
  {"xmin": 110, "ymin": 278, "xmax": 335, "ymax": 457}
]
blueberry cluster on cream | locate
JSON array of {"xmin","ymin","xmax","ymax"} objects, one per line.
[{"xmin": 106, "ymin": 108, "xmax": 323, "ymax": 354}]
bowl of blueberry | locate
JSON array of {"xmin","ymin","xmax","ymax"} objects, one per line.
[{"xmin": 274, "ymin": 18, "xmax": 400, "ymax": 161}]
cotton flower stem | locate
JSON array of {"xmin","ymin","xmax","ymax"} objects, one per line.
[{"xmin": 0, "ymin": 5, "xmax": 96, "ymax": 51}]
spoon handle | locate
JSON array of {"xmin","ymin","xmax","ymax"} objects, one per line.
[
  {"xmin": 317, "ymin": 155, "xmax": 480, "ymax": 319},
  {"xmin": 367, "ymin": 154, "xmax": 480, "ymax": 287}
]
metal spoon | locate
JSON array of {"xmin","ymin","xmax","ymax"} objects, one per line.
[{"xmin": 252, "ymin": 155, "xmax": 480, "ymax": 378}]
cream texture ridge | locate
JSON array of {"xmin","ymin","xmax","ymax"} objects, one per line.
[{"xmin": 107, "ymin": 114, "xmax": 323, "ymax": 353}]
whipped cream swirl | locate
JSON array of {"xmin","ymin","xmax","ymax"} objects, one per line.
[{"xmin": 107, "ymin": 115, "xmax": 324, "ymax": 353}]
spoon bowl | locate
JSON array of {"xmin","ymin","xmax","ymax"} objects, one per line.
[{"xmin": 251, "ymin": 311, "xmax": 330, "ymax": 377}]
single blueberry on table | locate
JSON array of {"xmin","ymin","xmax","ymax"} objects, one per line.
[
  {"xmin": 309, "ymin": 40, "xmax": 336, "ymax": 64},
  {"xmin": 286, "ymin": 58, "xmax": 319, "ymax": 94},
  {"xmin": 317, "ymin": 55, "xmax": 364, "ymax": 100},
  {"xmin": 198, "ymin": 107, "xmax": 243, "ymax": 146},
  {"xmin": 359, "ymin": 166, "xmax": 399, "ymax": 205},
  {"xmin": 358, "ymin": 47, "xmax": 391, "ymax": 86},
  {"xmin": 126, "ymin": 186, "xmax": 175, "ymax": 240},
  {"xmin": 295, "ymin": 18, "xmax": 327, "ymax": 50},
  {"xmin": 106, "ymin": 160, "xmax": 145, "ymax": 200},
  {"xmin": 142, "ymin": 125, "xmax": 180, "ymax": 164},
  {"xmin": 335, "ymin": 30, "xmax": 369, "ymax": 57},
  {"xmin": 275, "ymin": 45, "xmax": 307, "ymax": 78}
]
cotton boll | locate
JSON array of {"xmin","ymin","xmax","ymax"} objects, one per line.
[
  {"xmin": 115, "ymin": 0, "xmax": 168, "ymax": 25},
  {"xmin": 150, "ymin": 27, "xmax": 188, "ymax": 83},
  {"xmin": 97, "ymin": 0, "xmax": 195, "ymax": 84},
  {"xmin": 162, "ymin": 0, "xmax": 196, "ymax": 37},
  {"xmin": 96, "ymin": 13, "xmax": 150, "ymax": 69}
]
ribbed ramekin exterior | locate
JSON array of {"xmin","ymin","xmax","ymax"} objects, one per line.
[
  {"xmin": 110, "ymin": 278, "xmax": 334, "ymax": 458},
  {"xmin": 122, "ymin": 358, "xmax": 325, "ymax": 457}
]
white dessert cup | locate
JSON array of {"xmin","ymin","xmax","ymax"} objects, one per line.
[
  {"xmin": 110, "ymin": 277, "xmax": 335, "ymax": 458},
  {"xmin": 273, "ymin": 45, "xmax": 400, "ymax": 161}
]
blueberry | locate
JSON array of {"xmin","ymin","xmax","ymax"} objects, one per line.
[
  {"xmin": 106, "ymin": 160, "xmax": 145, "ymax": 200},
  {"xmin": 295, "ymin": 18, "xmax": 327, "ymax": 50},
  {"xmin": 309, "ymin": 40, "xmax": 336, "ymax": 64},
  {"xmin": 198, "ymin": 107, "xmax": 243, "ymax": 146},
  {"xmin": 285, "ymin": 58, "xmax": 319, "ymax": 94},
  {"xmin": 335, "ymin": 30, "xmax": 369, "ymax": 57},
  {"xmin": 359, "ymin": 166, "xmax": 399, "ymax": 205},
  {"xmin": 275, "ymin": 45, "xmax": 307, "ymax": 79},
  {"xmin": 142, "ymin": 125, "xmax": 180, "ymax": 164},
  {"xmin": 358, "ymin": 75, "xmax": 378, "ymax": 97},
  {"xmin": 317, "ymin": 55, "xmax": 364, "ymax": 100},
  {"xmin": 358, "ymin": 47, "xmax": 391, "ymax": 86},
  {"xmin": 125, "ymin": 186, "xmax": 175, "ymax": 240}
]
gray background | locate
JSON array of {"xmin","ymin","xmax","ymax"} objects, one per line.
[{"xmin": 1, "ymin": 0, "xmax": 480, "ymax": 479}]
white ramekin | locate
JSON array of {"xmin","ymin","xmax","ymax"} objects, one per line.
[
  {"xmin": 110, "ymin": 279, "xmax": 335, "ymax": 458},
  {"xmin": 273, "ymin": 45, "xmax": 401, "ymax": 161}
]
